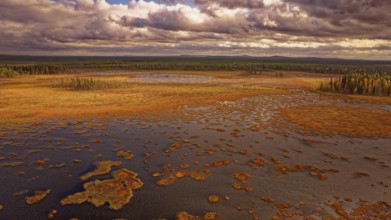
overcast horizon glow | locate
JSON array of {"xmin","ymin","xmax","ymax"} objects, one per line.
[{"xmin": 0, "ymin": 0, "xmax": 390, "ymax": 60}]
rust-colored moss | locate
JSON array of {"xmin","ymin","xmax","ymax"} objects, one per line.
[
  {"xmin": 281, "ymin": 106, "xmax": 391, "ymax": 138},
  {"xmin": 176, "ymin": 211, "xmax": 199, "ymax": 220},
  {"xmin": 25, "ymin": 189, "xmax": 51, "ymax": 205},
  {"xmin": 61, "ymin": 169, "xmax": 143, "ymax": 210},
  {"xmin": 80, "ymin": 160, "xmax": 122, "ymax": 181}
]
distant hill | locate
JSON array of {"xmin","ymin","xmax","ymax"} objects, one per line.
[{"xmin": 0, "ymin": 54, "xmax": 390, "ymax": 66}]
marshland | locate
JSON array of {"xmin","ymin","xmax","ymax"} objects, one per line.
[
  {"xmin": 3, "ymin": 0, "xmax": 391, "ymax": 219},
  {"xmin": 0, "ymin": 56, "xmax": 390, "ymax": 220}
]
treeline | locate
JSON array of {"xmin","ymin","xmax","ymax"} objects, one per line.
[
  {"xmin": 57, "ymin": 76, "xmax": 124, "ymax": 90},
  {"xmin": 1, "ymin": 58, "xmax": 390, "ymax": 77},
  {"xmin": 67, "ymin": 61, "xmax": 391, "ymax": 75},
  {"xmin": 0, "ymin": 66, "xmax": 20, "ymax": 78},
  {"xmin": 320, "ymin": 72, "xmax": 391, "ymax": 96},
  {"xmin": 0, "ymin": 64, "xmax": 65, "ymax": 78}
]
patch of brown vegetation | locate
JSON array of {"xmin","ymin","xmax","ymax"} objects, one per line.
[
  {"xmin": 276, "ymin": 164, "xmax": 337, "ymax": 180},
  {"xmin": 176, "ymin": 211, "xmax": 199, "ymax": 220},
  {"xmin": 116, "ymin": 151, "xmax": 134, "ymax": 160},
  {"xmin": 232, "ymin": 183, "xmax": 242, "ymax": 190},
  {"xmin": 207, "ymin": 195, "xmax": 220, "ymax": 203},
  {"xmin": 156, "ymin": 170, "xmax": 210, "ymax": 186},
  {"xmin": 248, "ymin": 157, "xmax": 267, "ymax": 167},
  {"xmin": 281, "ymin": 106, "xmax": 391, "ymax": 138},
  {"xmin": 179, "ymin": 163, "xmax": 190, "ymax": 169},
  {"xmin": 271, "ymin": 157, "xmax": 281, "ymax": 164},
  {"xmin": 204, "ymin": 211, "xmax": 218, "ymax": 220},
  {"xmin": 165, "ymin": 142, "xmax": 183, "ymax": 154},
  {"xmin": 80, "ymin": 160, "xmax": 122, "ymax": 181},
  {"xmin": 0, "ymin": 161, "xmax": 24, "ymax": 167},
  {"xmin": 329, "ymin": 200, "xmax": 390, "ymax": 219},
  {"xmin": 61, "ymin": 168, "xmax": 143, "ymax": 210},
  {"xmin": 25, "ymin": 189, "xmax": 51, "ymax": 205},
  {"xmin": 211, "ymin": 160, "xmax": 231, "ymax": 167},
  {"xmin": 49, "ymin": 163, "xmax": 65, "ymax": 168},
  {"xmin": 156, "ymin": 176, "xmax": 177, "ymax": 186},
  {"xmin": 233, "ymin": 172, "xmax": 251, "ymax": 183},
  {"xmin": 244, "ymin": 186, "xmax": 254, "ymax": 192},
  {"xmin": 318, "ymin": 90, "xmax": 391, "ymax": 105},
  {"xmin": 261, "ymin": 197, "xmax": 274, "ymax": 203},
  {"xmin": 48, "ymin": 209, "xmax": 57, "ymax": 219}
]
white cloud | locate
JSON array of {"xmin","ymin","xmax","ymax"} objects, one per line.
[{"xmin": 0, "ymin": 0, "xmax": 389, "ymax": 59}]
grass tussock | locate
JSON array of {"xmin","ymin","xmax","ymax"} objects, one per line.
[
  {"xmin": 320, "ymin": 73, "xmax": 391, "ymax": 96},
  {"xmin": 57, "ymin": 76, "xmax": 125, "ymax": 90}
]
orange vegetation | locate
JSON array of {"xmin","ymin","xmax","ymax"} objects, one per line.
[
  {"xmin": 165, "ymin": 142, "xmax": 183, "ymax": 154},
  {"xmin": 0, "ymin": 161, "xmax": 24, "ymax": 167},
  {"xmin": 329, "ymin": 200, "xmax": 390, "ymax": 219},
  {"xmin": 61, "ymin": 168, "xmax": 143, "ymax": 210},
  {"xmin": 248, "ymin": 157, "xmax": 267, "ymax": 167},
  {"xmin": 207, "ymin": 195, "xmax": 220, "ymax": 203},
  {"xmin": 156, "ymin": 170, "xmax": 210, "ymax": 186},
  {"xmin": 116, "ymin": 151, "xmax": 134, "ymax": 160},
  {"xmin": 281, "ymin": 106, "xmax": 391, "ymax": 138},
  {"xmin": 176, "ymin": 211, "xmax": 198, "ymax": 220},
  {"xmin": 25, "ymin": 189, "xmax": 51, "ymax": 205},
  {"xmin": 0, "ymin": 74, "xmax": 286, "ymax": 127},
  {"xmin": 211, "ymin": 160, "xmax": 231, "ymax": 167},
  {"xmin": 203, "ymin": 211, "xmax": 218, "ymax": 220},
  {"xmin": 233, "ymin": 172, "xmax": 251, "ymax": 183},
  {"xmin": 318, "ymin": 90, "xmax": 391, "ymax": 105},
  {"xmin": 80, "ymin": 160, "xmax": 122, "ymax": 181},
  {"xmin": 276, "ymin": 164, "xmax": 338, "ymax": 181}
]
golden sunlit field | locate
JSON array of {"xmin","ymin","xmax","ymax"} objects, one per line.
[
  {"xmin": 0, "ymin": 73, "xmax": 287, "ymax": 126},
  {"xmin": 1, "ymin": 71, "xmax": 390, "ymax": 137}
]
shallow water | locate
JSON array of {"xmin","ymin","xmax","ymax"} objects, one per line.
[{"xmin": 0, "ymin": 91, "xmax": 390, "ymax": 220}]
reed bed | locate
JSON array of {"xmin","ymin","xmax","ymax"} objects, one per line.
[{"xmin": 320, "ymin": 73, "xmax": 391, "ymax": 96}]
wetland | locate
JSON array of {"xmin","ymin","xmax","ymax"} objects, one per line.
[{"xmin": 0, "ymin": 58, "xmax": 390, "ymax": 220}]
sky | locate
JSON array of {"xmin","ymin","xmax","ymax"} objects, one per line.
[{"xmin": 0, "ymin": 0, "xmax": 390, "ymax": 60}]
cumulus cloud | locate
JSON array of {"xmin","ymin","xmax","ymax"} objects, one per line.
[{"xmin": 0, "ymin": 0, "xmax": 389, "ymax": 59}]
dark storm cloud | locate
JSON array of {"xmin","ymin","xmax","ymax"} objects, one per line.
[
  {"xmin": 280, "ymin": 0, "xmax": 391, "ymax": 39},
  {"xmin": 0, "ymin": 0, "xmax": 389, "ymax": 59},
  {"xmin": 195, "ymin": 0, "xmax": 264, "ymax": 9},
  {"xmin": 120, "ymin": 7, "xmax": 188, "ymax": 31}
]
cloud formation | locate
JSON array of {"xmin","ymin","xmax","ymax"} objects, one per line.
[{"xmin": 0, "ymin": 0, "xmax": 390, "ymax": 59}]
